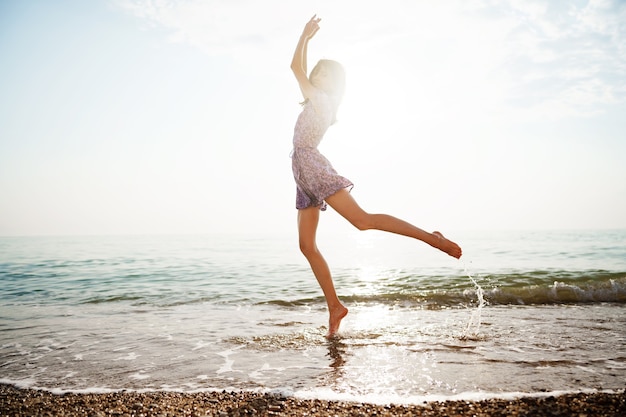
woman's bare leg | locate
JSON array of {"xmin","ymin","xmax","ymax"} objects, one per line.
[
  {"xmin": 298, "ymin": 206, "xmax": 349, "ymax": 338},
  {"xmin": 325, "ymin": 189, "xmax": 462, "ymax": 259}
]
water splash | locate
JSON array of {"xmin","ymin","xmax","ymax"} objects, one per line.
[{"xmin": 460, "ymin": 261, "xmax": 486, "ymax": 340}]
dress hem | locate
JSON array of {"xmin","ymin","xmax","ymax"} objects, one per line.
[{"xmin": 295, "ymin": 183, "xmax": 354, "ymax": 211}]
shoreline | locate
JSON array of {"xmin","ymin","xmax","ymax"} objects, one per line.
[{"xmin": 1, "ymin": 384, "xmax": 624, "ymax": 416}]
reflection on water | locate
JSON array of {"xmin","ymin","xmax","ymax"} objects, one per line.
[
  {"xmin": 325, "ymin": 338, "xmax": 348, "ymax": 387},
  {"xmin": 327, "ymin": 338, "xmax": 347, "ymax": 370}
]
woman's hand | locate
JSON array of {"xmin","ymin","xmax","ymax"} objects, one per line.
[{"xmin": 301, "ymin": 15, "xmax": 321, "ymax": 40}]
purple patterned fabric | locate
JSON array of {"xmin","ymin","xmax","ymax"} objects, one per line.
[{"xmin": 291, "ymin": 89, "xmax": 353, "ymax": 211}]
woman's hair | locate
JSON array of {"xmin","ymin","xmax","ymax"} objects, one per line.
[{"xmin": 309, "ymin": 59, "xmax": 346, "ymax": 101}]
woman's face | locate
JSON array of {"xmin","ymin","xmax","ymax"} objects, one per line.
[{"xmin": 310, "ymin": 65, "xmax": 333, "ymax": 92}]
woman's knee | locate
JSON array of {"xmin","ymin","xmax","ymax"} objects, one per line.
[
  {"xmin": 350, "ymin": 213, "xmax": 374, "ymax": 231},
  {"xmin": 299, "ymin": 238, "xmax": 318, "ymax": 258}
]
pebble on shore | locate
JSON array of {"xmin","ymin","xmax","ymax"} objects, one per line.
[{"xmin": 1, "ymin": 384, "xmax": 624, "ymax": 417}]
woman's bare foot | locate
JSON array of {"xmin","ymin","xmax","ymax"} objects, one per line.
[
  {"xmin": 326, "ymin": 305, "xmax": 349, "ymax": 339},
  {"xmin": 432, "ymin": 231, "xmax": 462, "ymax": 259}
]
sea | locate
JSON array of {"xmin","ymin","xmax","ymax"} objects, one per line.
[{"xmin": 1, "ymin": 229, "xmax": 625, "ymax": 404}]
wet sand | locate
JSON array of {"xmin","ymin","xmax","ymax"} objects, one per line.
[{"xmin": 1, "ymin": 384, "xmax": 624, "ymax": 416}]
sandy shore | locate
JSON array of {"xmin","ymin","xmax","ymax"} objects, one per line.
[{"xmin": 1, "ymin": 384, "xmax": 624, "ymax": 416}]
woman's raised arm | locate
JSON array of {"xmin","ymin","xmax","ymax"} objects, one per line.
[{"xmin": 290, "ymin": 15, "xmax": 321, "ymax": 99}]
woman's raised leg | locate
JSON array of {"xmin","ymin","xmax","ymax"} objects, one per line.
[
  {"xmin": 298, "ymin": 206, "xmax": 349, "ymax": 338},
  {"xmin": 325, "ymin": 189, "xmax": 462, "ymax": 258}
]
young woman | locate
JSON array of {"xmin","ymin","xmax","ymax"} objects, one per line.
[{"xmin": 290, "ymin": 15, "xmax": 462, "ymax": 338}]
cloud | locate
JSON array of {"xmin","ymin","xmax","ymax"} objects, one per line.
[
  {"xmin": 112, "ymin": 0, "xmax": 306, "ymax": 56},
  {"xmin": 113, "ymin": 0, "xmax": 626, "ymax": 121},
  {"xmin": 492, "ymin": 0, "xmax": 626, "ymax": 119}
]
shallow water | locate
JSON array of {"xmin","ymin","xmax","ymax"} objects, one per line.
[{"xmin": 1, "ymin": 230, "xmax": 625, "ymax": 403}]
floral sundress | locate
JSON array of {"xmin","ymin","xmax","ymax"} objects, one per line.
[{"xmin": 291, "ymin": 89, "xmax": 353, "ymax": 211}]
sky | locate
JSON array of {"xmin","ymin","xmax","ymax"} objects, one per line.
[{"xmin": 1, "ymin": 0, "xmax": 625, "ymax": 237}]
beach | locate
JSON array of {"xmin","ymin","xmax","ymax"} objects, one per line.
[
  {"xmin": 1, "ymin": 231, "xmax": 625, "ymax": 409},
  {"xmin": 1, "ymin": 384, "xmax": 625, "ymax": 416}
]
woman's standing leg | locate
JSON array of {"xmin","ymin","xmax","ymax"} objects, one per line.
[
  {"xmin": 298, "ymin": 206, "xmax": 349, "ymax": 338},
  {"xmin": 325, "ymin": 189, "xmax": 462, "ymax": 258}
]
